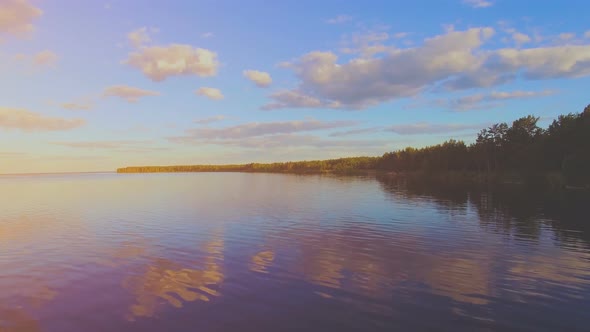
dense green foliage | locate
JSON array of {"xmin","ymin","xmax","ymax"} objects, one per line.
[
  {"xmin": 375, "ymin": 105, "xmax": 589, "ymax": 186},
  {"xmin": 118, "ymin": 105, "xmax": 590, "ymax": 186}
]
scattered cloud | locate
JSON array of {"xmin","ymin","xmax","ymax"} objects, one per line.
[
  {"xmin": 195, "ymin": 87, "xmax": 224, "ymax": 100},
  {"xmin": 262, "ymin": 90, "xmax": 341, "ymax": 110},
  {"xmin": 487, "ymin": 90, "xmax": 556, "ymax": 99},
  {"xmin": 243, "ymin": 70, "xmax": 272, "ymax": 87},
  {"xmin": 393, "ymin": 32, "xmax": 409, "ymax": 39},
  {"xmin": 585, "ymin": 31, "xmax": 590, "ymax": 39},
  {"xmin": 110, "ymin": 124, "xmax": 154, "ymax": 134},
  {"xmin": 32, "ymin": 50, "xmax": 58, "ymax": 66},
  {"xmin": 61, "ymin": 101, "xmax": 93, "ymax": 111},
  {"xmin": 438, "ymin": 89, "xmax": 556, "ymax": 111},
  {"xmin": 270, "ymin": 27, "xmax": 590, "ymax": 110},
  {"xmin": 512, "ymin": 32, "xmax": 531, "ymax": 45},
  {"xmin": 103, "ymin": 85, "xmax": 160, "ymax": 103},
  {"xmin": 463, "ymin": 0, "xmax": 494, "ymax": 8},
  {"xmin": 12, "ymin": 50, "xmax": 58, "ymax": 68},
  {"xmin": 0, "ymin": 107, "xmax": 85, "ymax": 132},
  {"xmin": 478, "ymin": 45, "xmax": 590, "ymax": 80},
  {"xmin": 169, "ymin": 119, "xmax": 358, "ymax": 141},
  {"xmin": 443, "ymin": 24, "xmax": 456, "ymax": 33},
  {"xmin": 329, "ymin": 127, "xmax": 382, "ymax": 137},
  {"xmin": 201, "ymin": 32, "xmax": 213, "ymax": 38},
  {"xmin": 0, "ymin": 151, "xmax": 26, "ymax": 156},
  {"xmin": 0, "ymin": 151, "xmax": 28, "ymax": 158},
  {"xmin": 171, "ymin": 133, "xmax": 387, "ymax": 150},
  {"xmin": 127, "ymin": 27, "xmax": 151, "ymax": 48},
  {"xmin": 559, "ymin": 33, "xmax": 575, "ymax": 41},
  {"xmin": 340, "ymin": 30, "xmax": 393, "ymax": 57},
  {"xmin": 387, "ymin": 123, "xmax": 485, "ymax": 135},
  {"xmin": 56, "ymin": 95, "xmax": 95, "ymax": 111},
  {"xmin": 124, "ymin": 44, "xmax": 219, "ymax": 81},
  {"xmin": 51, "ymin": 140, "xmax": 169, "ymax": 153},
  {"xmin": 194, "ymin": 115, "xmax": 226, "ymax": 125},
  {"xmin": 326, "ymin": 15, "xmax": 352, "ymax": 24},
  {"xmin": 0, "ymin": 0, "xmax": 43, "ymax": 40},
  {"xmin": 12, "ymin": 53, "xmax": 27, "ymax": 61},
  {"xmin": 116, "ymin": 146, "xmax": 170, "ymax": 153},
  {"xmin": 51, "ymin": 140, "xmax": 152, "ymax": 149}
]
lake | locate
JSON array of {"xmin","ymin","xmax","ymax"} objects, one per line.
[{"xmin": 1, "ymin": 172, "xmax": 589, "ymax": 331}]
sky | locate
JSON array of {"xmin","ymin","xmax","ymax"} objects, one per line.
[{"xmin": 1, "ymin": 0, "xmax": 589, "ymax": 173}]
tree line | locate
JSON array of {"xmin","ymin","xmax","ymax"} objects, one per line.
[
  {"xmin": 118, "ymin": 105, "xmax": 590, "ymax": 186},
  {"xmin": 117, "ymin": 157, "xmax": 379, "ymax": 174},
  {"xmin": 376, "ymin": 104, "xmax": 589, "ymax": 186}
]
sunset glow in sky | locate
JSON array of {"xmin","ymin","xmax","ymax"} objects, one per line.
[{"xmin": 1, "ymin": 0, "xmax": 589, "ymax": 173}]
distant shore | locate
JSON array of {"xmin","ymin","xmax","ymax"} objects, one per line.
[
  {"xmin": 117, "ymin": 106, "xmax": 590, "ymax": 190},
  {"xmin": 116, "ymin": 157, "xmax": 378, "ymax": 175}
]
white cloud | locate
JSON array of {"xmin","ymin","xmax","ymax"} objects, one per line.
[
  {"xmin": 585, "ymin": 31, "xmax": 590, "ymax": 39},
  {"xmin": 326, "ymin": 15, "xmax": 352, "ymax": 24},
  {"xmin": 340, "ymin": 30, "xmax": 393, "ymax": 57},
  {"xmin": 170, "ymin": 133, "xmax": 386, "ymax": 150},
  {"xmin": 387, "ymin": 123, "xmax": 484, "ymax": 135},
  {"xmin": 267, "ymin": 27, "xmax": 495, "ymax": 110},
  {"xmin": 125, "ymin": 44, "xmax": 219, "ymax": 81},
  {"xmin": 171, "ymin": 119, "xmax": 358, "ymax": 140},
  {"xmin": 12, "ymin": 53, "xmax": 27, "ymax": 61},
  {"xmin": 103, "ymin": 85, "xmax": 160, "ymax": 103},
  {"xmin": 329, "ymin": 127, "xmax": 382, "ymax": 137},
  {"xmin": 484, "ymin": 45, "xmax": 590, "ymax": 80},
  {"xmin": 195, "ymin": 87, "xmax": 224, "ymax": 100},
  {"xmin": 243, "ymin": 70, "xmax": 272, "ymax": 87},
  {"xmin": 512, "ymin": 32, "xmax": 531, "ymax": 45},
  {"xmin": 439, "ymin": 90, "xmax": 556, "ymax": 111},
  {"xmin": 32, "ymin": 50, "xmax": 58, "ymax": 66},
  {"xmin": 463, "ymin": 0, "xmax": 494, "ymax": 8},
  {"xmin": 51, "ymin": 140, "xmax": 168, "ymax": 154},
  {"xmin": 194, "ymin": 115, "xmax": 226, "ymax": 125},
  {"xmin": 488, "ymin": 90, "xmax": 555, "ymax": 99},
  {"xmin": 0, "ymin": 107, "xmax": 85, "ymax": 132},
  {"xmin": 51, "ymin": 140, "xmax": 152, "ymax": 149},
  {"xmin": 58, "ymin": 95, "xmax": 95, "ymax": 111},
  {"xmin": 0, "ymin": 0, "xmax": 42, "ymax": 40},
  {"xmin": 262, "ymin": 90, "xmax": 341, "ymax": 110},
  {"xmin": 201, "ymin": 32, "xmax": 213, "ymax": 38},
  {"xmin": 12, "ymin": 50, "xmax": 58, "ymax": 68},
  {"xmin": 0, "ymin": 151, "xmax": 27, "ymax": 158},
  {"xmin": 268, "ymin": 27, "xmax": 590, "ymax": 110},
  {"xmin": 559, "ymin": 33, "xmax": 575, "ymax": 41},
  {"xmin": 61, "ymin": 101, "xmax": 93, "ymax": 111},
  {"xmin": 393, "ymin": 32, "xmax": 409, "ymax": 39},
  {"xmin": 128, "ymin": 27, "xmax": 151, "ymax": 48}
]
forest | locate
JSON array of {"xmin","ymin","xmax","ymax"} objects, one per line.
[{"xmin": 118, "ymin": 105, "xmax": 590, "ymax": 187}]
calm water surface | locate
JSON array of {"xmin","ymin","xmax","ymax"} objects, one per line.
[{"xmin": 1, "ymin": 172, "xmax": 589, "ymax": 331}]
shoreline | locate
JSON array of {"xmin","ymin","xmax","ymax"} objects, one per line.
[{"xmin": 117, "ymin": 167, "xmax": 588, "ymax": 192}]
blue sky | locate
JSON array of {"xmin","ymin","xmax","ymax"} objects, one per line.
[{"xmin": 1, "ymin": 0, "xmax": 589, "ymax": 173}]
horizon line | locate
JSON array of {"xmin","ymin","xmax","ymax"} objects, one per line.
[{"xmin": 0, "ymin": 170, "xmax": 114, "ymax": 176}]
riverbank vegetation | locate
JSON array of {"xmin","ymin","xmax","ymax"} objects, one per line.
[
  {"xmin": 117, "ymin": 157, "xmax": 379, "ymax": 174},
  {"xmin": 118, "ymin": 105, "xmax": 590, "ymax": 187}
]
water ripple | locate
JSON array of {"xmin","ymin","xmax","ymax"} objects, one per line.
[{"xmin": 1, "ymin": 172, "xmax": 589, "ymax": 331}]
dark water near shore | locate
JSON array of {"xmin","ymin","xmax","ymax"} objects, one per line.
[{"xmin": 1, "ymin": 172, "xmax": 589, "ymax": 331}]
